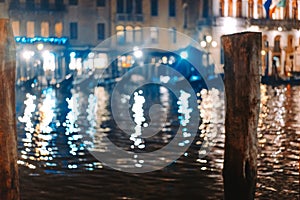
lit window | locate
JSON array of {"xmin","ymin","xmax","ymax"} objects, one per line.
[
  {"xmin": 41, "ymin": 21, "xmax": 49, "ymax": 37},
  {"xmin": 12, "ymin": 21, "xmax": 20, "ymax": 36},
  {"xmin": 26, "ymin": 21, "xmax": 35, "ymax": 38},
  {"xmin": 150, "ymin": 27, "xmax": 158, "ymax": 43},
  {"xmin": 169, "ymin": 27, "xmax": 176, "ymax": 43},
  {"xmin": 134, "ymin": 26, "xmax": 142, "ymax": 43},
  {"xmin": 116, "ymin": 25, "xmax": 125, "ymax": 44},
  {"xmin": 55, "ymin": 22, "xmax": 63, "ymax": 38},
  {"xmin": 126, "ymin": 26, "xmax": 133, "ymax": 43},
  {"xmin": 118, "ymin": 55, "xmax": 133, "ymax": 68}
]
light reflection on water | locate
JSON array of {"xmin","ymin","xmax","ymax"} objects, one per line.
[{"xmin": 17, "ymin": 84, "xmax": 299, "ymax": 199}]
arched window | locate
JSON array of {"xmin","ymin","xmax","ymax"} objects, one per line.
[
  {"xmin": 41, "ymin": 21, "xmax": 49, "ymax": 37},
  {"xmin": 134, "ymin": 26, "xmax": 142, "ymax": 43},
  {"xmin": 236, "ymin": 0, "xmax": 242, "ymax": 17},
  {"xmin": 27, "ymin": 21, "xmax": 35, "ymax": 38},
  {"xmin": 12, "ymin": 21, "xmax": 20, "ymax": 36},
  {"xmin": 116, "ymin": 25, "xmax": 125, "ymax": 44},
  {"xmin": 292, "ymin": 0, "xmax": 298, "ymax": 19},
  {"xmin": 228, "ymin": 0, "xmax": 233, "ymax": 16},
  {"xmin": 274, "ymin": 35, "xmax": 281, "ymax": 53},
  {"xmin": 169, "ymin": 27, "xmax": 176, "ymax": 43},
  {"xmin": 272, "ymin": 35, "xmax": 282, "ymax": 74},
  {"xmin": 150, "ymin": 27, "xmax": 158, "ymax": 43},
  {"xmin": 126, "ymin": 25, "xmax": 133, "ymax": 43},
  {"xmin": 248, "ymin": 0, "xmax": 253, "ymax": 18},
  {"xmin": 286, "ymin": 35, "xmax": 295, "ymax": 74},
  {"xmin": 55, "ymin": 22, "xmax": 63, "ymax": 38}
]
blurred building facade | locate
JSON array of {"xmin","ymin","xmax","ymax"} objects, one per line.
[
  {"xmin": 207, "ymin": 0, "xmax": 300, "ymax": 75},
  {"xmin": 0, "ymin": 0, "xmax": 299, "ymax": 76}
]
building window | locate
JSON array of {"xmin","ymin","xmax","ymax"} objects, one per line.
[
  {"xmin": 203, "ymin": 0, "xmax": 209, "ymax": 18},
  {"xmin": 117, "ymin": 0, "xmax": 142, "ymax": 14},
  {"xmin": 41, "ymin": 0, "xmax": 49, "ymax": 9},
  {"xmin": 69, "ymin": 0, "xmax": 77, "ymax": 5},
  {"xmin": 150, "ymin": 27, "xmax": 158, "ymax": 43},
  {"xmin": 26, "ymin": 0, "xmax": 34, "ymax": 9},
  {"xmin": 135, "ymin": 0, "xmax": 142, "ymax": 14},
  {"xmin": 70, "ymin": 22, "xmax": 78, "ymax": 39},
  {"xmin": 169, "ymin": 27, "xmax": 176, "ymax": 43},
  {"xmin": 117, "ymin": 0, "xmax": 124, "ymax": 13},
  {"xmin": 126, "ymin": 0, "xmax": 133, "ymax": 13},
  {"xmin": 97, "ymin": 0, "xmax": 105, "ymax": 7},
  {"xmin": 151, "ymin": 0, "xmax": 158, "ymax": 16},
  {"xmin": 169, "ymin": 0, "xmax": 176, "ymax": 17},
  {"xmin": 41, "ymin": 21, "xmax": 49, "ymax": 37},
  {"xmin": 12, "ymin": 21, "xmax": 20, "ymax": 36},
  {"xmin": 126, "ymin": 26, "xmax": 133, "ymax": 43},
  {"xmin": 55, "ymin": 22, "xmax": 63, "ymax": 38},
  {"xmin": 55, "ymin": 0, "xmax": 63, "ymax": 7},
  {"xmin": 134, "ymin": 26, "xmax": 142, "ymax": 43},
  {"xmin": 26, "ymin": 21, "xmax": 35, "ymax": 38},
  {"xmin": 97, "ymin": 23, "xmax": 105, "ymax": 40},
  {"xmin": 116, "ymin": 25, "xmax": 125, "ymax": 44}
]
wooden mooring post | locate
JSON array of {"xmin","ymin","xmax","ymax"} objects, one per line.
[
  {"xmin": 0, "ymin": 19, "xmax": 19, "ymax": 200},
  {"xmin": 222, "ymin": 32, "xmax": 261, "ymax": 200}
]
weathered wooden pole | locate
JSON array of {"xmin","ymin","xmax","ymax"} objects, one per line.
[
  {"xmin": 0, "ymin": 19, "xmax": 19, "ymax": 200},
  {"xmin": 222, "ymin": 32, "xmax": 261, "ymax": 200}
]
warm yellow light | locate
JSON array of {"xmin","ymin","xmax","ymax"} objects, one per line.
[
  {"xmin": 261, "ymin": 50, "xmax": 266, "ymax": 56},
  {"xmin": 211, "ymin": 41, "xmax": 217, "ymax": 48},
  {"xmin": 37, "ymin": 43, "xmax": 44, "ymax": 51},
  {"xmin": 206, "ymin": 35, "xmax": 212, "ymax": 43},
  {"xmin": 200, "ymin": 41, "xmax": 207, "ymax": 48},
  {"xmin": 162, "ymin": 56, "xmax": 168, "ymax": 64}
]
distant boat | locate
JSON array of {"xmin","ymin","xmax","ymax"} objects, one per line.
[
  {"xmin": 261, "ymin": 74, "xmax": 300, "ymax": 86},
  {"xmin": 55, "ymin": 74, "xmax": 74, "ymax": 91}
]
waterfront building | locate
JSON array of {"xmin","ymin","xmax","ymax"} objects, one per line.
[{"xmin": 201, "ymin": 0, "xmax": 300, "ymax": 76}]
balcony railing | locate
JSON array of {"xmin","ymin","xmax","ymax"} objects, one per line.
[
  {"xmin": 116, "ymin": 13, "xmax": 144, "ymax": 22},
  {"xmin": 197, "ymin": 18, "xmax": 215, "ymax": 27},
  {"xmin": 248, "ymin": 18, "xmax": 300, "ymax": 30},
  {"xmin": 9, "ymin": 2, "xmax": 66, "ymax": 12}
]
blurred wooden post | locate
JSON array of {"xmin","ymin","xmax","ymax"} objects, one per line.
[
  {"xmin": 0, "ymin": 19, "xmax": 19, "ymax": 200},
  {"xmin": 222, "ymin": 32, "xmax": 261, "ymax": 200}
]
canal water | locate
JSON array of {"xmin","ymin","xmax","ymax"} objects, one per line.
[{"xmin": 16, "ymin": 81, "xmax": 299, "ymax": 199}]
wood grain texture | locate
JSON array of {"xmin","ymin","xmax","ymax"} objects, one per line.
[
  {"xmin": 222, "ymin": 32, "xmax": 261, "ymax": 200},
  {"xmin": 0, "ymin": 18, "xmax": 19, "ymax": 200}
]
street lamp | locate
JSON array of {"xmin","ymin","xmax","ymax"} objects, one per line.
[
  {"xmin": 200, "ymin": 35, "xmax": 217, "ymax": 53},
  {"xmin": 200, "ymin": 35, "xmax": 217, "ymax": 77}
]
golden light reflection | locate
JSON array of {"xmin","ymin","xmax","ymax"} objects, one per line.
[
  {"xmin": 18, "ymin": 88, "xmax": 57, "ymax": 168},
  {"xmin": 197, "ymin": 88, "xmax": 225, "ymax": 170},
  {"xmin": 177, "ymin": 90, "xmax": 193, "ymax": 147},
  {"xmin": 130, "ymin": 90, "xmax": 146, "ymax": 150}
]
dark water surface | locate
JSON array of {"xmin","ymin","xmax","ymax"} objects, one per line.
[{"xmin": 16, "ymin": 83, "xmax": 299, "ymax": 199}]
